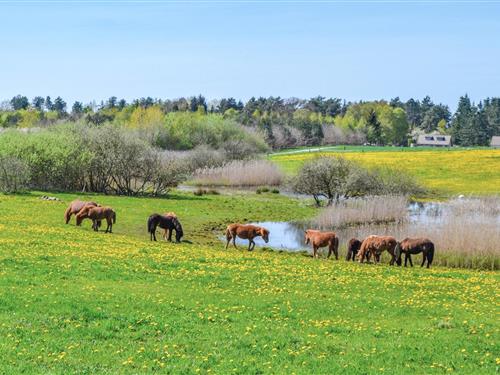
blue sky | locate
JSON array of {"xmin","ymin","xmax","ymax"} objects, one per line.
[{"xmin": 0, "ymin": 1, "xmax": 499, "ymax": 108}]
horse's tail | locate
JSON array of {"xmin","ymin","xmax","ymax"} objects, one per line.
[
  {"xmin": 112, "ymin": 210, "xmax": 116, "ymax": 224},
  {"xmin": 225, "ymin": 227, "xmax": 232, "ymax": 240},
  {"xmin": 64, "ymin": 206, "xmax": 72, "ymax": 224},
  {"xmin": 427, "ymin": 242, "xmax": 435, "ymax": 266},
  {"xmin": 334, "ymin": 236, "xmax": 339, "ymax": 253}
]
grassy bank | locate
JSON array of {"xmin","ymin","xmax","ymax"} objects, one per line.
[
  {"xmin": 0, "ymin": 192, "xmax": 498, "ymax": 374},
  {"xmin": 270, "ymin": 147, "xmax": 500, "ymax": 195}
]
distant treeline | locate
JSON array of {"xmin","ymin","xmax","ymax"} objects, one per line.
[{"xmin": 1, "ymin": 94, "xmax": 499, "ymax": 147}]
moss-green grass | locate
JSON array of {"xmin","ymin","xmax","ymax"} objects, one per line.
[
  {"xmin": 270, "ymin": 147, "xmax": 500, "ymax": 196},
  {"xmin": 0, "ymin": 191, "xmax": 498, "ymax": 374}
]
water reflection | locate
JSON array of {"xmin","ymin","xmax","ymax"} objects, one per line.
[{"xmin": 228, "ymin": 200, "xmax": 500, "ymax": 253}]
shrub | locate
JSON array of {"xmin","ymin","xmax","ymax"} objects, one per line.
[
  {"xmin": 0, "ymin": 156, "xmax": 30, "ymax": 193},
  {"xmin": 292, "ymin": 156, "xmax": 425, "ymax": 205},
  {"xmin": 291, "ymin": 156, "xmax": 377, "ymax": 205}
]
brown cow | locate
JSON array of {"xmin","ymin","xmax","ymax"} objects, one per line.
[
  {"xmin": 304, "ymin": 229, "xmax": 339, "ymax": 259},
  {"xmin": 395, "ymin": 237, "xmax": 435, "ymax": 268},
  {"xmin": 358, "ymin": 235, "xmax": 397, "ymax": 265},
  {"xmin": 225, "ymin": 224, "xmax": 269, "ymax": 251},
  {"xmin": 64, "ymin": 200, "xmax": 99, "ymax": 224}
]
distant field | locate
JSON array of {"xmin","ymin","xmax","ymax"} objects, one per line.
[
  {"xmin": 0, "ymin": 192, "xmax": 498, "ymax": 374},
  {"xmin": 270, "ymin": 147, "xmax": 500, "ymax": 195}
]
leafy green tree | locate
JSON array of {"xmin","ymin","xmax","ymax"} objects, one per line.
[
  {"xmin": 45, "ymin": 96, "xmax": 53, "ymax": 111},
  {"xmin": 32, "ymin": 96, "xmax": 45, "ymax": 111},
  {"xmin": 106, "ymin": 96, "xmax": 117, "ymax": 108},
  {"xmin": 421, "ymin": 105, "xmax": 451, "ymax": 133},
  {"xmin": 10, "ymin": 95, "xmax": 29, "ymax": 110},
  {"xmin": 71, "ymin": 101, "xmax": 84, "ymax": 117},
  {"xmin": 53, "ymin": 97, "xmax": 67, "ymax": 115}
]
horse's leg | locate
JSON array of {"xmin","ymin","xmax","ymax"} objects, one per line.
[
  {"xmin": 168, "ymin": 228, "xmax": 173, "ymax": 242},
  {"xmin": 421, "ymin": 254, "xmax": 426, "ymax": 267},
  {"xmin": 389, "ymin": 251, "xmax": 395, "ymax": 266},
  {"xmin": 408, "ymin": 254, "xmax": 413, "ymax": 267},
  {"xmin": 404, "ymin": 253, "xmax": 408, "ymax": 267},
  {"xmin": 327, "ymin": 245, "xmax": 332, "ymax": 259},
  {"xmin": 225, "ymin": 236, "xmax": 231, "ymax": 249},
  {"xmin": 248, "ymin": 239, "xmax": 252, "ymax": 251},
  {"xmin": 313, "ymin": 246, "xmax": 318, "ymax": 259},
  {"xmin": 232, "ymin": 235, "xmax": 237, "ymax": 249}
]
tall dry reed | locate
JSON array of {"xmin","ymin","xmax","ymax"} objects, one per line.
[
  {"xmin": 315, "ymin": 195, "xmax": 408, "ymax": 228},
  {"xmin": 191, "ymin": 159, "xmax": 284, "ymax": 187}
]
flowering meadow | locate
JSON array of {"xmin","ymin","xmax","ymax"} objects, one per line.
[
  {"xmin": 0, "ymin": 192, "xmax": 498, "ymax": 374},
  {"xmin": 271, "ymin": 148, "xmax": 500, "ymax": 195}
]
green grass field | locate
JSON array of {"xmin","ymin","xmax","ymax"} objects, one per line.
[
  {"xmin": 0, "ymin": 192, "xmax": 498, "ymax": 374},
  {"xmin": 270, "ymin": 146, "xmax": 500, "ymax": 196}
]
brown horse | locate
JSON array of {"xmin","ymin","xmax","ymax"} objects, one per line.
[
  {"xmin": 304, "ymin": 230, "xmax": 339, "ymax": 259},
  {"xmin": 395, "ymin": 238, "xmax": 435, "ymax": 268},
  {"xmin": 75, "ymin": 202, "xmax": 103, "ymax": 227},
  {"xmin": 347, "ymin": 238, "xmax": 380, "ymax": 262},
  {"xmin": 77, "ymin": 206, "xmax": 116, "ymax": 233},
  {"xmin": 358, "ymin": 235, "xmax": 397, "ymax": 265},
  {"xmin": 225, "ymin": 224, "xmax": 269, "ymax": 251},
  {"xmin": 64, "ymin": 200, "xmax": 99, "ymax": 224}
]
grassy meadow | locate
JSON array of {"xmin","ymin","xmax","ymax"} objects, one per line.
[
  {"xmin": 0, "ymin": 191, "xmax": 499, "ymax": 374},
  {"xmin": 270, "ymin": 147, "xmax": 500, "ymax": 196}
]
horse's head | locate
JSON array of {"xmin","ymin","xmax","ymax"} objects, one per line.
[
  {"xmin": 260, "ymin": 228, "xmax": 269, "ymax": 243},
  {"xmin": 75, "ymin": 213, "xmax": 84, "ymax": 226},
  {"xmin": 304, "ymin": 231, "xmax": 311, "ymax": 245},
  {"xmin": 394, "ymin": 242, "xmax": 402, "ymax": 266},
  {"xmin": 174, "ymin": 218, "xmax": 184, "ymax": 243}
]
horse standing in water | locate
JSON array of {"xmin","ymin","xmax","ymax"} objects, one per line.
[
  {"xmin": 395, "ymin": 238, "xmax": 435, "ymax": 268},
  {"xmin": 225, "ymin": 224, "xmax": 269, "ymax": 251},
  {"xmin": 304, "ymin": 230, "xmax": 339, "ymax": 259},
  {"xmin": 64, "ymin": 200, "xmax": 99, "ymax": 224},
  {"xmin": 148, "ymin": 213, "xmax": 184, "ymax": 242},
  {"xmin": 357, "ymin": 235, "xmax": 397, "ymax": 265}
]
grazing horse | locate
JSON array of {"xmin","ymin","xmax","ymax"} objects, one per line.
[
  {"xmin": 64, "ymin": 200, "xmax": 99, "ymax": 224},
  {"xmin": 395, "ymin": 237, "xmax": 435, "ymax": 268},
  {"xmin": 147, "ymin": 213, "xmax": 184, "ymax": 242},
  {"xmin": 75, "ymin": 202, "xmax": 103, "ymax": 227},
  {"xmin": 77, "ymin": 206, "xmax": 116, "ymax": 233},
  {"xmin": 357, "ymin": 235, "xmax": 397, "ymax": 265},
  {"xmin": 347, "ymin": 237, "xmax": 379, "ymax": 262},
  {"xmin": 225, "ymin": 224, "xmax": 269, "ymax": 251},
  {"xmin": 346, "ymin": 238, "xmax": 362, "ymax": 261},
  {"xmin": 304, "ymin": 230, "xmax": 339, "ymax": 259}
]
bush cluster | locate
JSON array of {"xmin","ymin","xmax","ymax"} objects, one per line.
[{"xmin": 291, "ymin": 156, "xmax": 425, "ymax": 205}]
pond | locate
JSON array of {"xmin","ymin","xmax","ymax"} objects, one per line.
[{"xmin": 223, "ymin": 200, "xmax": 500, "ymax": 254}]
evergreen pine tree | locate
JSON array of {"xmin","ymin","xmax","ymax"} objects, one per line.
[{"xmin": 367, "ymin": 109, "xmax": 382, "ymax": 145}]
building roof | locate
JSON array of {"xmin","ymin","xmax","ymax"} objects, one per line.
[
  {"xmin": 416, "ymin": 134, "xmax": 451, "ymax": 146},
  {"xmin": 491, "ymin": 136, "xmax": 500, "ymax": 147}
]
